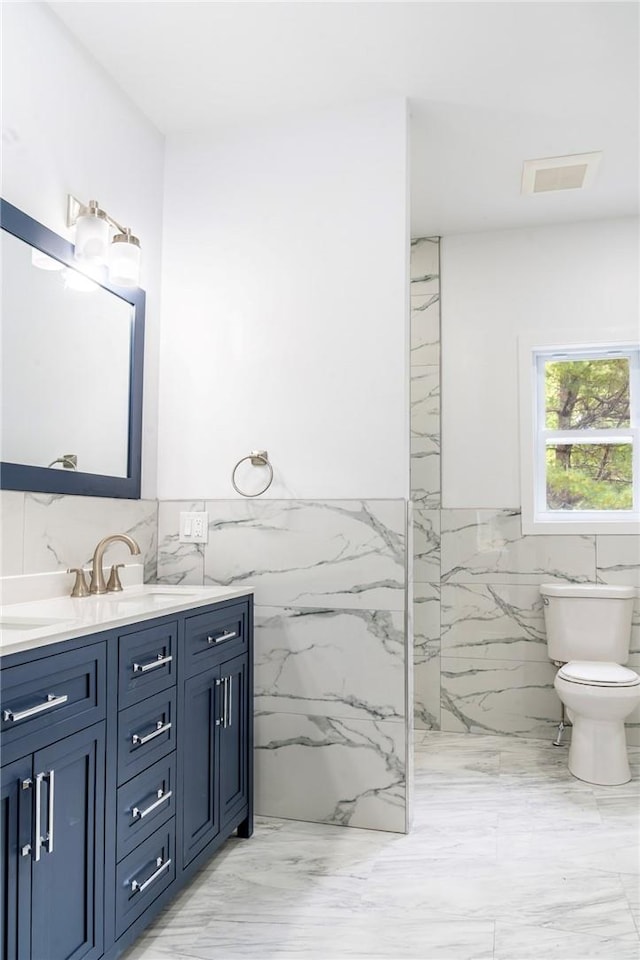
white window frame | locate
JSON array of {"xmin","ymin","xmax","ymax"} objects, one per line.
[{"xmin": 519, "ymin": 333, "xmax": 640, "ymax": 535}]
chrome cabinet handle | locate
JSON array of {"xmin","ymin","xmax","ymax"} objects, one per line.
[
  {"xmin": 207, "ymin": 630, "xmax": 236, "ymax": 645},
  {"xmin": 223, "ymin": 676, "xmax": 229, "ymax": 729},
  {"xmin": 132, "ymin": 788, "xmax": 172, "ymax": 821},
  {"xmin": 3, "ymin": 693, "xmax": 68, "ymax": 723},
  {"xmin": 215, "ymin": 678, "xmax": 222, "ymax": 726},
  {"xmin": 228, "ymin": 675, "xmax": 233, "ymax": 729},
  {"xmin": 132, "ymin": 654, "xmax": 173, "ymax": 674},
  {"xmin": 34, "ymin": 770, "xmax": 54, "ymax": 861},
  {"xmin": 132, "ymin": 720, "xmax": 172, "ymax": 746},
  {"xmin": 34, "ymin": 773, "xmax": 43, "ymax": 862},
  {"xmin": 130, "ymin": 856, "xmax": 172, "ymax": 894},
  {"xmin": 46, "ymin": 770, "xmax": 55, "ymax": 854}
]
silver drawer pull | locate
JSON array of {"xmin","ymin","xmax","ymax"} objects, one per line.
[
  {"xmin": 3, "ymin": 693, "xmax": 68, "ymax": 723},
  {"xmin": 132, "ymin": 720, "xmax": 172, "ymax": 746},
  {"xmin": 132, "ymin": 788, "xmax": 173, "ymax": 821},
  {"xmin": 34, "ymin": 770, "xmax": 54, "ymax": 861},
  {"xmin": 133, "ymin": 654, "xmax": 173, "ymax": 674},
  {"xmin": 207, "ymin": 630, "xmax": 236, "ymax": 645},
  {"xmin": 130, "ymin": 856, "xmax": 172, "ymax": 894}
]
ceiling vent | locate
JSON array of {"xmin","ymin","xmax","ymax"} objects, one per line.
[{"xmin": 521, "ymin": 152, "xmax": 602, "ymax": 195}]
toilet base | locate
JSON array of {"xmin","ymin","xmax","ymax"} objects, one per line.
[{"xmin": 568, "ymin": 716, "xmax": 631, "ymax": 786}]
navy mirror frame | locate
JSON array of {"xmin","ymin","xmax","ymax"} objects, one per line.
[{"xmin": 0, "ymin": 199, "xmax": 145, "ymax": 499}]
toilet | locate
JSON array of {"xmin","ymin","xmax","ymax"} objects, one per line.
[{"xmin": 540, "ymin": 582, "xmax": 640, "ymax": 786}]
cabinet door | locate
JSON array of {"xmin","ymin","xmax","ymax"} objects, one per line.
[
  {"xmin": 219, "ymin": 654, "xmax": 249, "ymax": 829},
  {"xmin": 31, "ymin": 723, "xmax": 105, "ymax": 960},
  {"xmin": 0, "ymin": 758, "xmax": 31, "ymax": 960},
  {"xmin": 182, "ymin": 667, "xmax": 221, "ymax": 867}
]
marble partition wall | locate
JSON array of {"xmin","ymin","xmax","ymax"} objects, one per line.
[
  {"xmin": 158, "ymin": 498, "xmax": 412, "ymax": 833},
  {"xmin": 0, "ymin": 490, "xmax": 158, "ymax": 581},
  {"xmin": 410, "ymin": 238, "xmax": 442, "ymax": 730}
]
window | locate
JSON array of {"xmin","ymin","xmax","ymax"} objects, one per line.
[{"xmin": 520, "ymin": 340, "xmax": 640, "ymax": 534}]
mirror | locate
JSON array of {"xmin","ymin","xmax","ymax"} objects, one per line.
[{"xmin": 0, "ymin": 199, "xmax": 144, "ymax": 498}]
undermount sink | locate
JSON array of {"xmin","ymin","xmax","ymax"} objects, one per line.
[
  {"xmin": 0, "ymin": 616, "xmax": 75, "ymax": 631},
  {"xmin": 102, "ymin": 590, "xmax": 199, "ymax": 605}
]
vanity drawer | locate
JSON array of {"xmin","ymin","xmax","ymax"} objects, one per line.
[
  {"xmin": 115, "ymin": 821, "xmax": 175, "ymax": 939},
  {"xmin": 118, "ymin": 621, "xmax": 177, "ymax": 709},
  {"xmin": 0, "ymin": 644, "xmax": 106, "ymax": 761},
  {"xmin": 184, "ymin": 601, "xmax": 248, "ymax": 677},
  {"xmin": 117, "ymin": 689, "xmax": 176, "ymax": 786},
  {"xmin": 116, "ymin": 754, "xmax": 177, "ymax": 862}
]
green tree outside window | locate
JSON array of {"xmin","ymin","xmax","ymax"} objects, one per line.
[{"xmin": 544, "ymin": 358, "xmax": 633, "ymax": 511}]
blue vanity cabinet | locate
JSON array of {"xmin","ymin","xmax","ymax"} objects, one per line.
[
  {"xmin": 180, "ymin": 600, "xmax": 253, "ymax": 872},
  {"xmin": 219, "ymin": 653, "xmax": 251, "ymax": 832},
  {"xmin": 0, "ymin": 757, "xmax": 32, "ymax": 960},
  {"xmin": 181, "ymin": 664, "xmax": 223, "ymax": 867},
  {"xmin": 30, "ymin": 724, "xmax": 105, "ymax": 960},
  {"xmin": 0, "ymin": 594, "xmax": 254, "ymax": 960},
  {"xmin": 0, "ymin": 642, "xmax": 107, "ymax": 960}
]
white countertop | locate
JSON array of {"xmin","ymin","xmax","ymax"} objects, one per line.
[{"xmin": 0, "ymin": 584, "xmax": 254, "ymax": 658}]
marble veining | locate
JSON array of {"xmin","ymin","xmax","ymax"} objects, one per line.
[
  {"xmin": 441, "ymin": 657, "xmax": 561, "ymax": 738},
  {"xmin": 157, "ymin": 500, "xmax": 205, "ymax": 584},
  {"xmin": 413, "ymin": 508, "xmax": 441, "ymax": 582},
  {"xmin": 254, "ymin": 711, "xmax": 406, "ymax": 833},
  {"xmin": 596, "ymin": 535, "xmax": 640, "ymax": 587},
  {"xmin": 441, "ymin": 583, "xmax": 547, "ymax": 661},
  {"xmin": 124, "ymin": 733, "xmax": 640, "ymax": 960},
  {"xmin": 410, "ymin": 293, "xmax": 440, "ymax": 367},
  {"xmin": 202, "ymin": 499, "xmax": 406, "ymax": 610},
  {"xmin": 410, "ymin": 236, "xmax": 440, "ymax": 295},
  {"xmin": 22, "ymin": 493, "xmax": 158, "ymax": 581},
  {"xmin": 254, "ymin": 605, "xmax": 406, "ymax": 721},
  {"xmin": 441, "ymin": 509, "xmax": 596, "ymax": 585},
  {"xmin": 414, "ymin": 582, "xmax": 441, "ymax": 729}
]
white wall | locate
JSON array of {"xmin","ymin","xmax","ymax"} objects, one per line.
[
  {"xmin": 158, "ymin": 99, "xmax": 409, "ymax": 500},
  {"xmin": 1, "ymin": 3, "xmax": 165, "ymax": 497},
  {"xmin": 441, "ymin": 217, "xmax": 640, "ymax": 508}
]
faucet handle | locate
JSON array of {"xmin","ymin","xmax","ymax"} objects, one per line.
[
  {"xmin": 106, "ymin": 563, "xmax": 125, "ymax": 593},
  {"xmin": 67, "ymin": 568, "xmax": 89, "ymax": 598}
]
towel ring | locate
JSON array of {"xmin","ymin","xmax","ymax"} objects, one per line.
[{"xmin": 231, "ymin": 450, "xmax": 274, "ymax": 498}]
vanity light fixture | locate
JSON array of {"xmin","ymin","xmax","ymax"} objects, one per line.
[{"xmin": 66, "ymin": 194, "xmax": 141, "ymax": 287}]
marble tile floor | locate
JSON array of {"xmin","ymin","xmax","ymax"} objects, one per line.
[{"xmin": 124, "ymin": 732, "xmax": 640, "ymax": 960}]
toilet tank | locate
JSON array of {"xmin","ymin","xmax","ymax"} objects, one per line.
[{"xmin": 540, "ymin": 583, "xmax": 636, "ymax": 663}]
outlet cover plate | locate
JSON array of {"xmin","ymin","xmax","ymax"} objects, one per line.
[{"xmin": 179, "ymin": 511, "xmax": 209, "ymax": 544}]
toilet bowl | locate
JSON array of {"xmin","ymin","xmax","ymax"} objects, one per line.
[
  {"xmin": 540, "ymin": 582, "xmax": 639, "ymax": 787},
  {"xmin": 554, "ymin": 661, "xmax": 640, "ymax": 785}
]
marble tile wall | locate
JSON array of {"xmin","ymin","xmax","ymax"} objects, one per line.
[
  {"xmin": 158, "ymin": 498, "xmax": 411, "ymax": 833},
  {"xmin": 0, "ymin": 490, "xmax": 158, "ymax": 582},
  {"xmin": 410, "ymin": 238, "xmax": 442, "ymax": 733},
  {"xmin": 410, "ymin": 237, "xmax": 640, "ymax": 745}
]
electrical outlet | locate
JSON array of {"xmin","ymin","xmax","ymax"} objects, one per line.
[{"xmin": 179, "ymin": 511, "xmax": 209, "ymax": 544}]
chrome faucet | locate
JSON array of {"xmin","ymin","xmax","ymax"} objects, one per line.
[{"xmin": 89, "ymin": 533, "xmax": 141, "ymax": 595}]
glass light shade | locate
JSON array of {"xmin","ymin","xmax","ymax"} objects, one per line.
[
  {"xmin": 74, "ymin": 210, "xmax": 109, "ymax": 265},
  {"xmin": 108, "ymin": 235, "xmax": 141, "ymax": 287}
]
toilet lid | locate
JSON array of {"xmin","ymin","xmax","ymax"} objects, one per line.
[{"xmin": 558, "ymin": 661, "xmax": 640, "ymax": 687}]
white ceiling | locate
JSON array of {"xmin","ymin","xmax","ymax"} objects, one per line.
[{"xmin": 49, "ymin": 1, "xmax": 639, "ymax": 236}]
